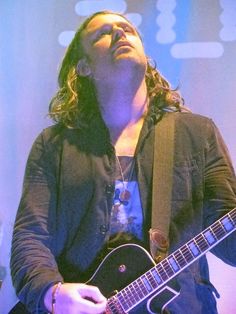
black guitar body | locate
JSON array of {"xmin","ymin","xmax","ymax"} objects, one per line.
[
  {"xmin": 9, "ymin": 245, "xmax": 179, "ymax": 314},
  {"xmin": 88, "ymin": 244, "xmax": 179, "ymax": 313},
  {"xmin": 9, "ymin": 208, "xmax": 236, "ymax": 313}
]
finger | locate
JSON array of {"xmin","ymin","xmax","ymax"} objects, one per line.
[
  {"xmin": 77, "ymin": 297, "xmax": 107, "ymax": 313},
  {"xmin": 77, "ymin": 284, "xmax": 107, "ymax": 303}
]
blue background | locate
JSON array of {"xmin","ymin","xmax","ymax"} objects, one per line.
[{"xmin": 0, "ymin": 1, "xmax": 236, "ymax": 312}]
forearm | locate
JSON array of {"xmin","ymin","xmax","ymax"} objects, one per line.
[
  {"xmin": 11, "ymin": 223, "xmax": 63, "ymax": 312},
  {"xmin": 11, "ymin": 132, "xmax": 63, "ymax": 311},
  {"xmin": 204, "ymin": 120, "xmax": 236, "ymax": 264}
]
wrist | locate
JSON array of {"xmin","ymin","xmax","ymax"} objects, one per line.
[
  {"xmin": 44, "ymin": 282, "xmax": 62, "ymax": 313},
  {"xmin": 52, "ymin": 282, "xmax": 62, "ymax": 314}
]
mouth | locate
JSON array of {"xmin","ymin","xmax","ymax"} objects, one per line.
[{"xmin": 112, "ymin": 41, "xmax": 133, "ymax": 54}]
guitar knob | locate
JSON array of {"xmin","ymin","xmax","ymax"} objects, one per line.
[{"xmin": 118, "ymin": 264, "xmax": 126, "ymax": 272}]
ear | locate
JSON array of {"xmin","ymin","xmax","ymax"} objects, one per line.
[{"xmin": 76, "ymin": 58, "xmax": 92, "ymax": 77}]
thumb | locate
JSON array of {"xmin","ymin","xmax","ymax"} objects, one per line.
[{"xmin": 78, "ymin": 284, "xmax": 107, "ymax": 303}]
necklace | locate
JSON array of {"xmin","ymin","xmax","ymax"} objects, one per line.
[{"xmin": 115, "ymin": 156, "xmax": 135, "ymax": 202}]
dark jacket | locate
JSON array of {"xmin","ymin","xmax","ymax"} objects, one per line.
[{"xmin": 11, "ymin": 112, "xmax": 236, "ymax": 313}]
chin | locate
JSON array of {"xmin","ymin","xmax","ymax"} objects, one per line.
[
  {"xmin": 116, "ymin": 54, "xmax": 145, "ymax": 68},
  {"xmin": 116, "ymin": 57, "xmax": 146, "ymax": 75},
  {"xmin": 109, "ymin": 63, "xmax": 145, "ymax": 87}
]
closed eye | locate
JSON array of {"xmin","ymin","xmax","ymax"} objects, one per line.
[
  {"xmin": 93, "ymin": 28, "xmax": 112, "ymax": 42},
  {"xmin": 92, "ymin": 23, "xmax": 136, "ymax": 43},
  {"xmin": 123, "ymin": 25, "xmax": 134, "ymax": 33},
  {"xmin": 99, "ymin": 29, "xmax": 111, "ymax": 37}
]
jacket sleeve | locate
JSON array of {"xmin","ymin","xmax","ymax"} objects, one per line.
[
  {"xmin": 203, "ymin": 119, "xmax": 236, "ymax": 266},
  {"xmin": 10, "ymin": 131, "xmax": 63, "ymax": 313}
]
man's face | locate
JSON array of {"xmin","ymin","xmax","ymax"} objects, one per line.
[{"xmin": 79, "ymin": 13, "xmax": 147, "ymax": 82}]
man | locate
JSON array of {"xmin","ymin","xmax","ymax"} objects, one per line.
[{"xmin": 10, "ymin": 10, "xmax": 236, "ymax": 314}]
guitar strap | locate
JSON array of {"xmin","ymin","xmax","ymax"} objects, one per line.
[{"xmin": 149, "ymin": 112, "xmax": 176, "ymax": 263}]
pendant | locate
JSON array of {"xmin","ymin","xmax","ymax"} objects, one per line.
[{"xmin": 120, "ymin": 189, "xmax": 131, "ymax": 201}]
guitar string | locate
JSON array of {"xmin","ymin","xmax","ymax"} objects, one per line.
[{"xmin": 110, "ymin": 209, "xmax": 236, "ymax": 310}]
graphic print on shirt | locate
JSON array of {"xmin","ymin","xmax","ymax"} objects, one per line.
[{"xmin": 110, "ymin": 179, "xmax": 143, "ymax": 241}]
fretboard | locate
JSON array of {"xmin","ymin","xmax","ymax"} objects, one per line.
[{"xmin": 115, "ymin": 207, "xmax": 236, "ymax": 312}]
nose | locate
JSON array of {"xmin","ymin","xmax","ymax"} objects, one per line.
[{"xmin": 112, "ymin": 26, "xmax": 126, "ymax": 43}]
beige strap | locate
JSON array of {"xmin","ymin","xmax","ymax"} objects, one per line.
[{"xmin": 150, "ymin": 112, "xmax": 176, "ymax": 262}]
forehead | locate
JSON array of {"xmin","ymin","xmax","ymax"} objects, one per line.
[{"xmin": 83, "ymin": 13, "xmax": 135, "ymax": 36}]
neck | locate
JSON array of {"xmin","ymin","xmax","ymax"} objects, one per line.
[
  {"xmin": 96, "ymin": 78, "xmax": 148, "ymax": 134},
  {"xmin": 95, "ymin": 78, "xmax": 148, "ymax": 155}
]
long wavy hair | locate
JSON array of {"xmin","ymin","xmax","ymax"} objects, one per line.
[{"xmin": 49, "ymin": 11, "xmax": 184, "ymax": 128}]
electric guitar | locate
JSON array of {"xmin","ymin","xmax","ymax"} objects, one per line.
[{"xmin": 87, "ymin": 207, "xmax": 236, "ymax": 313}]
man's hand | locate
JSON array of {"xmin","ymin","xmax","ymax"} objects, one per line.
[{"xmin": 44, "ymin": 283, "xmax": 107, "ymax": 314}]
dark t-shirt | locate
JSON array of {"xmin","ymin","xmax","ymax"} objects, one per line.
[{"xmin": 108, "ymin": 156, "xmax": 144, "ymax": 249}]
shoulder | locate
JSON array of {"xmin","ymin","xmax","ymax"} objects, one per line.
[
  {"xmin": 28, "ymin": 124, "xmax": 83, "ymax": 159},
  {"xmin": 164, "ymin": 112, "xmax": 222, "ymax": 152},
  {"xmin": 168, "ymin": 112, "xmax": 216, "ymax": 137},
  {"xmin": 34, "ymin": 122, "xmax": 109, "ymax": 156},
  {"xmin": 173, "ymin": 111, "xmax": 212, "ymax": 125},
  {"xmin": 37, "ymin": 124, "xmax": 81, "ymax": 146}
]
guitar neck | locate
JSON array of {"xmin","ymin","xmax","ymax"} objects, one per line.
[{"xmin": 114, "ymin": 207, "xmax": 236, "ymax": 312}]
